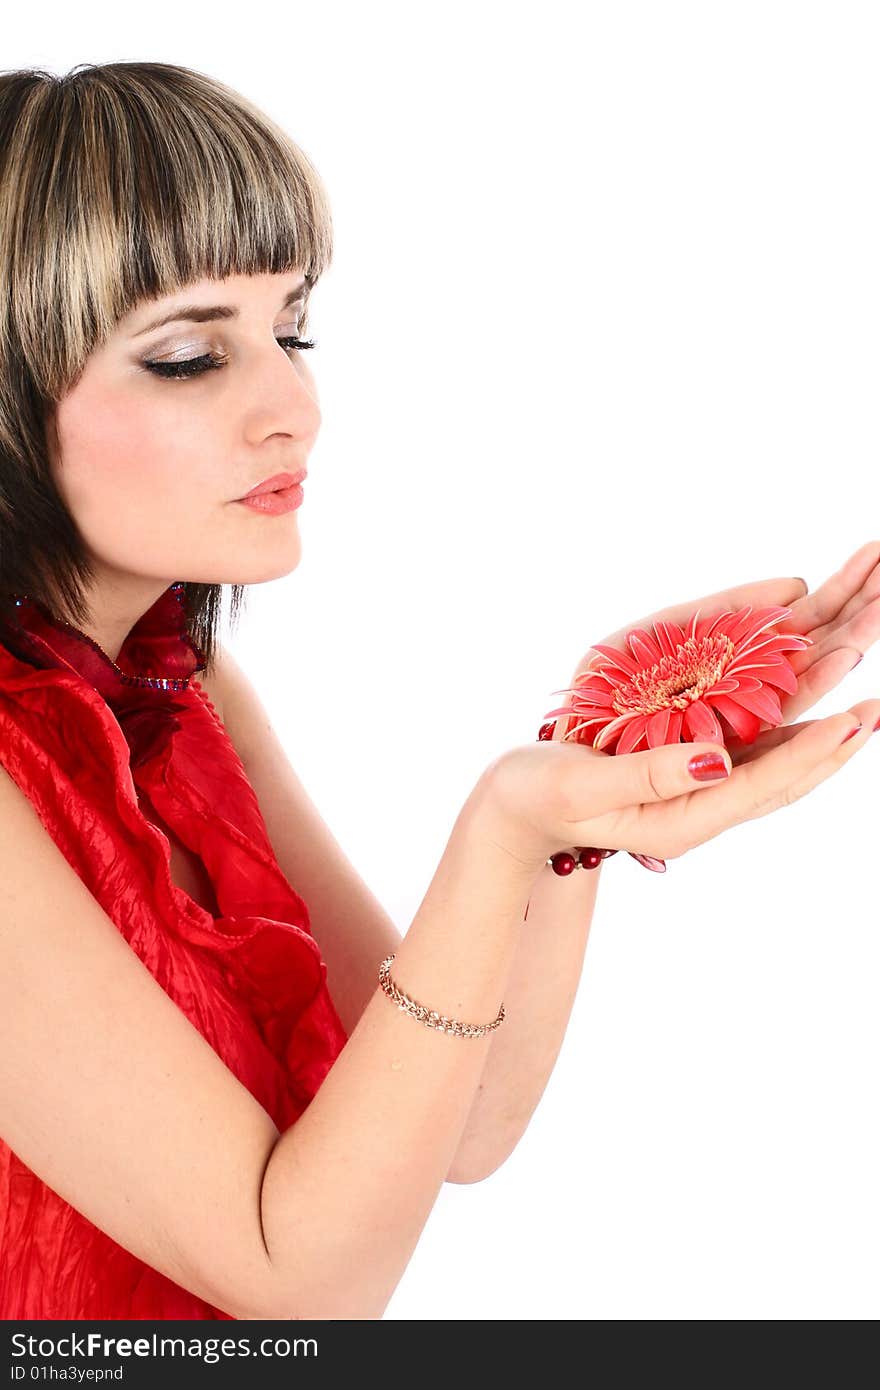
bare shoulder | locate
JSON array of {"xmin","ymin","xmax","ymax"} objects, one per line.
[
  {"xmin": 194, "ymin": 641, "xmax": 268, "ymax": 762},
  {"xmin": 193, "ymin": 649, "xmax": 226, "ymax": 725}
]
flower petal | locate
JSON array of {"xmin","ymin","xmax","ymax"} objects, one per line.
[
  {"xmin": 573, "ymin": 686, "xmax": 616, "ymax": 707},
  {"xmin": 626, "ymin": 628, "xmax": 663, "ymax": 665},
  {"xmin": 654, "ymin": 620, "xmax": 687, "ymax": 658},
  {"xmin": 729, "ymin": 605, "xmax": 794, "ymax": 645},
  {"xmin": 694, "ymin": 608, "xmax": 735, "ymax": 642},
  {"xmin": 565, "ymin": 716, "xmax": 608, "ymax": 742},
  {"xmin": 646, "ymin": 708, "xmax": 673, "ymax": 748},
  {"xmin": 589, "ymin": 643, "xmax": 641, "ymax": 676},
  {"xmin": 628, "ymin": 852, "xmax": 667, "ymax": 872},
  {"xmin": 617, "ymin": 715, "xmax": 650, "ymax": 754},
  {"xmin": 723, "ymin": 674, "xmax": 763, "ymax": 692},
  {"xmin": 709, "ymin": 693, "xmax": 763, "ymax": 742},
  {"xmin": 728, "ymin": 684, "xmax": 783, "ymax": 725},
  {"xmin": 594, "ymin": 712, "xmax": 639, "ymax": 751},
  {"xmin": 580, "ymin": 669, "xmax": 630, "ymax": 691},
  {"xmin": 730, "ymin": 656, "xmax": 798, "ymax": 695},
  {"xmin": 683, "ymin": 700, "xmax": 725, "ymax": 742},
  {"xmin": 573, "ymin": 673, "xmax": 616, "ymax": 692},
  {"xmin": 686, "ymin": 606, "xmax": 706, "ymax": 641},
  {"xmin": 542, "ymin": 704, "xmax": 586, "ymax": 720},
  {"xmin": 746, "ymin": 660, "xmax": 798, "ymax": 695},
  {"xmin": 735, "ymin": 632, "xmax": 811, "ymax": 659},
  {"xmin": 721, "ymin": 605, "xmax": 754, "ymax": 644}
]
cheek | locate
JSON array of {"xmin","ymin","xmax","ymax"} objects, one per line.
[{"xmin": 54, "ymin": 386, "xmax": 216, "ymax": 522}]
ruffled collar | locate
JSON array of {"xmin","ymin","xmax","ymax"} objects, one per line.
[{"xmin": 0, "ymin": 582, "xmax": 207, "ymax": 766}]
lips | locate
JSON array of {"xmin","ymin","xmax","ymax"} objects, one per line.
[{"xmin": 237, "ymin": 469, "xmax": 307, "ymax": 500}]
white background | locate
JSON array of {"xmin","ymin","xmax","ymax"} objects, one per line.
[{"xmin": 11, "ymin": 1, "xmax": 880, "ymax": 1319}]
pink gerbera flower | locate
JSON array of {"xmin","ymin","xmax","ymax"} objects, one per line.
[{"xmin": 544, "ymin": 604, "xmax": 813, "ymax": 754}]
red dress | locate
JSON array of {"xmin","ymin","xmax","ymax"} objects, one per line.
[{"xmin": 0, "ymin": 583, "xmax": 348, "ymax": 1319}]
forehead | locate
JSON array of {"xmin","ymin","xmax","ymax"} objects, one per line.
[{"xmin": 119, "ymin": 271, "xmax": 311, "ymax": 337}]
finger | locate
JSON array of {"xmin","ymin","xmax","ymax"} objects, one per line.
[
  {"xmin": 647, "ymin": 704, "xmax": 879, "ymax": 848},
  {"xmin": 772, "ymin": 643, "xmax": 864, "ymax": 723},
  {"xmin": 582, "ymin": 576, "xmax": 809, "ymax": 671},
  {"xmin": 779, "ymin": 540, "xmax": 880, "ymax": 637},
  {"xmin": 761, "ymin": 700, "xmax": 879, "ymax": 810},
  {"xmin": 726, "ymin": 721, "xmax": 817, "ymax": 767},
  {"xmin": 561, "ymin": 739, "xmax": 732, "ymax": 823},
  {"xmin": 786, "ymin": 591, "xmax": 880, "ymax": 682},
  {"xmin": 723, "ymin": 707, "xmax": 860, "ymax": 767}
]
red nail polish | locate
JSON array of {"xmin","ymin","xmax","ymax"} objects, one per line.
[
  {"xmin": 873, "ymin": 716, "xmax": 880, "ymax": 733},
  {"xmin": 688, "ymin": 751, "xmax": 729, "ymax": 781},
  {"xmin": 842, "ymin": 723, "xmax": 862, "ymax": 743}
]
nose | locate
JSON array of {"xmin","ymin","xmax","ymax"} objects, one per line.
[{"xmin": 243, "ymin": 343, "xmax": 322, "ymax": 447}]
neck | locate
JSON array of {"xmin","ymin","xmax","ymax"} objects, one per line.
[{"xmin": 64, "ymin": 577, "xmax": 175, "ymax": 665}]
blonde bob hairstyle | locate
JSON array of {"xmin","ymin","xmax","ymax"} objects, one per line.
[{"xmin": 0, "ymin": 60, "xmax": 333, "ymax": 671}]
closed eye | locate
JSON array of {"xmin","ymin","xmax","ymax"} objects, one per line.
[{"xmin": 143, "ymin": 336, "xmax": 317, "ymax": 381}]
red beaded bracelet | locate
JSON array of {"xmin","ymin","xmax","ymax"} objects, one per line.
[{"xmin": 536, "ymin": 720, "xmax": 667, "ymax": 876}]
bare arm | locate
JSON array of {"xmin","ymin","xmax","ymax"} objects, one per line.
[
  {"xmin": 449, "ymin": 852, "xmax": 600, "ymax": 1182},
  {"xmin": 199, "ymin": 650, "xmax": 600, "ymax": 1185},
  {"xmin": 449, "ymin": 715, "xmax": 601, "ymax": 1181},
  {"xmin": 256, "ymin": 784, "xmax": 537, "ymax": 1317},
  {"xmin": 0, "ymin": 761, "xmax": 537, "ymax": 1321}
]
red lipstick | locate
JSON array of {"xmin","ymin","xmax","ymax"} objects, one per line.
[{"xmin": 235, "ymin": 469, "xmax": 306, "ymax": 514}]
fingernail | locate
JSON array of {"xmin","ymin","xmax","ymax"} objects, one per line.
[
  {"xmin": 688, "ymin": 751, "xmax": 730, "ymax": 781},
  {"xmin": 841, "ymin": 723, "xmax": 863, "ymax": 744},
  {"xmin": 872, "ymin": 716, "xmax": 880, "ymax": 732},
  {"xmin": 794, "ymin": 576, "xmax": 809, "ymax": 592},
  {"xmin": 850, "ymin": 652, "xmax": 864, "ymax": 670}
]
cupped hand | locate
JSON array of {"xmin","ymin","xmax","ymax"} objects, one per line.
[
  {"xmin": 564, "ymin": 540, "xmax": 880, "ymax": 768},
  {"xmin": 483, "ymin": 700, "xmax": 879, "ymax": 874}
]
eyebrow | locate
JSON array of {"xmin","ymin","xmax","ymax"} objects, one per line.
[{"xmin": 130, "ymin": 281, "xmax": 310, "ymax": 337}]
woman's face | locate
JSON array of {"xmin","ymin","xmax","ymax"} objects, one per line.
[{"xmin": 47, "ymin": 270, "xmax": 321, "ymax": 591}]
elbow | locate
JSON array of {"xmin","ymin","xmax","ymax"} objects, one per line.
[
  {"xmin": 242, "ymin": 1275, "xmax": 390, "ymax": 1321},
  {"xmin": 445, "ymin": 1145, "xmax": 515, "ymax": 1185},
  {"xmin": 446, "ymin": 1114, "xmax": 533, "ymax": 1183},
  {"xmin": 445, "ymin": 1168, "xmax": 489, "ymax": 1185}
]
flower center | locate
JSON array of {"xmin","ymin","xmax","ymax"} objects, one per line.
[{"xmin": 611, "ymin": 634, "xmax": 735, "ymax": 716}]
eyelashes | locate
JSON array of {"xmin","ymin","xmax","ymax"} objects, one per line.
[{"xmin": 143, "ymin": 336, "xmax": 317, "ymax": 382}]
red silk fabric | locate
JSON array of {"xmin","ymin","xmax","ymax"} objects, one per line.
[{"xmin": 0, "ymin": 584, "xmax": 348, "ymax": 1318}]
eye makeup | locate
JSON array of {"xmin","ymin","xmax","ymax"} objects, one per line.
[{"xmin": 141, "ymin": 334, "xmax": 317, "ymax": 382}]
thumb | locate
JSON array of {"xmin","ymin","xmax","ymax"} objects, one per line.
[{"xmin": 575, "ymin": 740, "xmax": 732, "ymax": 815}]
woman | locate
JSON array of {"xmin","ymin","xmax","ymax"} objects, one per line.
[{"xmin": 0, "ymin": 60, "xmax": 877, "ymax": 1321}]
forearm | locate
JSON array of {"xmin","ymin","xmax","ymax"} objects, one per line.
[
  {"xmin": 255, "ymin": 779, "xmax": 536, "ymax": 1320},
  {"xmin": 446, "ymin": 708, "xmax": 601, "ymax": 1183},
  {"xmin": 446, "ymin": 855, "xmax": 600, "ymax": 1183}
]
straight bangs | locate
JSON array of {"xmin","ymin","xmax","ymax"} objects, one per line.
[{"xmin": 0, "ymin": 61, "xmax": 333, "ymax": 666}]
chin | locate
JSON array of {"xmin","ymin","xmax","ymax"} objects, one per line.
[{"xmin": 187, "ymin": 550, "xmax": 303, "ymax": 588}]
